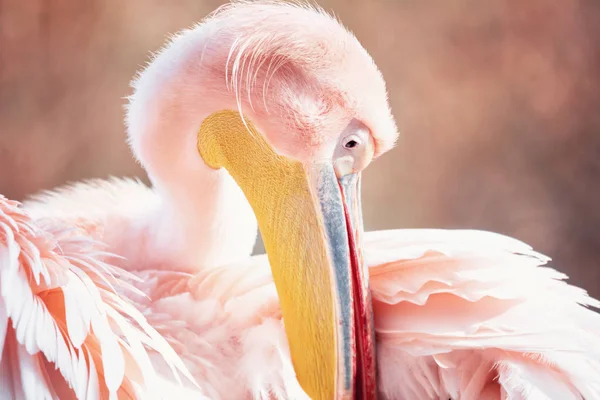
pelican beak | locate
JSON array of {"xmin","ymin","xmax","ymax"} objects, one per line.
[{"xmin": 198, "ymin": 111, "xmax": 377, "ymax": 400}]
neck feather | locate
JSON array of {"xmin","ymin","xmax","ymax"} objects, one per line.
[
  {"xmin": 143, "ymin": 168, "xmax": 258, "ymax": 271},
  {"xmin": 125, "ymin": 28, "xmax": 258, "ymax": 271}
]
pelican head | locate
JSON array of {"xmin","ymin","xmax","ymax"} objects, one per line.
[{"xmin": 127, "ymin": 1, "xmax": 398, "ymax": 399}]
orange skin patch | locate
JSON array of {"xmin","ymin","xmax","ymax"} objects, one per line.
[{"xmin": 198, "ymin": 110, "xmax": 338, "ymax": 400}]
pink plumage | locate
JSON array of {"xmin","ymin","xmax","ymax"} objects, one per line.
[
  {"xmin": 0, "ymin": 195, "xmax": 191, "ymax": 399},
  {"xmin": 2, "ymin": 1, "xmax": 600, "ymax": 399}
]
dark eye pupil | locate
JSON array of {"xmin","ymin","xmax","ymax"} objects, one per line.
[{"xmin": 345, "ymin": 140, "xmax": 358, "ymax": 149}]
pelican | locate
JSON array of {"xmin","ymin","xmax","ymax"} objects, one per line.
[{"xmin": 2, "ymin": 1, "xmax": 600, "ymax": 399}]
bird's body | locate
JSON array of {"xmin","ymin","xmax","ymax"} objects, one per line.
[
  {"xmin": 14, "ymin": 176, "xmax": 600, "ymax": 400},
  {"xmin": 2, "ymin": 2, "xmax": 600, "ymax": 400}
]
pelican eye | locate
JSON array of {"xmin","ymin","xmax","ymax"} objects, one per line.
[
  {"xmin": 343, "ymin": 135, "xmax": 362, "ymax": 150},
  {"xmin": 333, "ymin": 124, "xmax": 374, "ymax": 178},
  {"xmin": 344, "ymin": 139, "xmax": 359, "ymax": 149}
]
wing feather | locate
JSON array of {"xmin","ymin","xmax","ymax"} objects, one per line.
[
  {"xmin": 0, "ymin": 194, "xmax": 192, "ymax": 399},
  {"xmin": 367, "ymin": 229, "xmax": 600, "ymax": 399}
]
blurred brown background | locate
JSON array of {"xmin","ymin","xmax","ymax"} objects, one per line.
[{"xmin": 1, "ymin": 1, "xmax": 599, "ymax": 296}]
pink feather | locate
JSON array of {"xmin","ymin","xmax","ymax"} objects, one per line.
[{"xmin": 0, "ymin": 195, "xmax": 193, "ymax": 399}]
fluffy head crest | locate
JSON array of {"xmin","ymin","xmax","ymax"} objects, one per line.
[
  {"xmin": 206, "ymin": 0, "xmax": 398, "ymax": 158},
  {"xmin": 127, "ymin": 0, "xmax": 397, "ymax": 184}
]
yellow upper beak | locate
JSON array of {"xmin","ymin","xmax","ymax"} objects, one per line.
[{"xmin": 198, "ymin": 111, "xmax": 376, "ymax": 400}]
